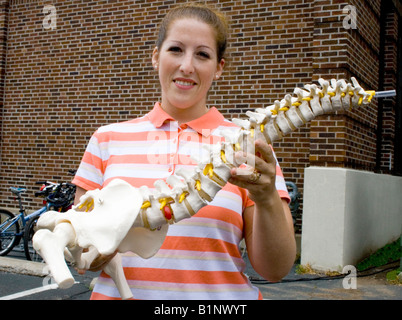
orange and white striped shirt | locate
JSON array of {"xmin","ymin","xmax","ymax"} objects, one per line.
[{"xmin": 72, "ymin": 102, "xmax": 290, "ymax": 300}]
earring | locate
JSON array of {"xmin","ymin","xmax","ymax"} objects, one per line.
[{"xmin": 154, "ymin": 64, "xmax": 158, "ymax": 70}]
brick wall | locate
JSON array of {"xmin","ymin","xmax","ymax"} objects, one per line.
[
  {"xmin": 309, "ymin": 0, "xmax": 379, "ymax": 171},
  {"xmin": 0, "ymin": 0, "xmax": 400, "ymax": 232},
  {"xmin": 0, "ymin": 0, "xmax": 8, "ymax": 151},
  {"xmin": 380, "ymin": 5, "xmax": 400, "ymax": 171}
]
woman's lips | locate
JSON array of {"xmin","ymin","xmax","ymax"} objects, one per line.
[{"xmin": 173, "ymin": 78, "xmax": 197, "ymax": 90}]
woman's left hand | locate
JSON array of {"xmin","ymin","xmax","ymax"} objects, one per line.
[
  {"xmin": 229, "ymin": 139, "xmax": 296, "ymax": 282},
  {"xmin": 228, "ymin": 139, "xmax": 278, "ymax": 204}
]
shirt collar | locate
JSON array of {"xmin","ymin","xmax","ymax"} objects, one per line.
[{"xmin": 147, "ymin": 102, "xmax": 226, "ymax": 138}]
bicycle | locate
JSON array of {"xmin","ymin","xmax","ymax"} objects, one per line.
[
  {"xmin": 24, "ymin": 181, "xmax": 76, "ymax": 261},
  {"xmin": 0, "ymin": 178, "xmax": 76, "ymax": 261}
]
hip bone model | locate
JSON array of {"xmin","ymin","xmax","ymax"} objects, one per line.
[{"xmin": 33, "ymin": 78, "xmax": 390, "ymax": 299}]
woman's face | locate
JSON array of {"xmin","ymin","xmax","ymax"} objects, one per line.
[{"xmin": 153, "ymin": 18, "xmax": 225, "ymax": 122}]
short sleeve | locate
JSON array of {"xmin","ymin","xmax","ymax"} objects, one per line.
[{"xmin": 72, "ymin": 130, "xmax": 104, "ymax": 191}]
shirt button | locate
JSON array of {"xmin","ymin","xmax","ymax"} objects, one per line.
[{"xmin": 168, "ymin": 168, "xmax": 173, "ymax": 172}]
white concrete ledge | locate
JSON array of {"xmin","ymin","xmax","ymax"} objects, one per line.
[
  {"xmin": 301, "ymin": 167, "xmax": 402, "ymax": 272},
  {"xmin": 0, "ymin": 257, "xmax": 49, "ymax": 277}
]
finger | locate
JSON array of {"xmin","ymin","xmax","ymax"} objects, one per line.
[
  {"xmin": 235, "ymin": 151, "xmax": 268, "ymax": 175},
  {"xmin": 230, "ymin": 165, "xmax": 261, "ymax": 186},
  {"xmin": 229, "ymin": 170, "xmax": 260, "ymax": 188},
  {"xmin": 230, "ymin": 167, "xmax": 252, "ymax": 185},
  {"xmin": 254, "ymin": 140, "xmax": 275, "ymax": 164}
]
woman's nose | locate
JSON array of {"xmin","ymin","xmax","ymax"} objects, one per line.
[{"xmin": 179, "ymin": 53, "xmax": 195, "ymax": 75}]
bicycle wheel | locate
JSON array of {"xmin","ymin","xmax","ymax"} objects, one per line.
[
  {"xmin": 24, "ymin": 216, "xmax": 43, "ymax": 262},
  {"xmin": 0, "ymin": 209, "xmax": 19, "ymax": 256}
]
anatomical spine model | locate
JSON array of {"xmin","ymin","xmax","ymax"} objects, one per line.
[{"xmin": 33, "ymin": 78, "xmax": 380, "ymax": 299}]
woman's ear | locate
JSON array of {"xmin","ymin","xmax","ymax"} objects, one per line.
[
  {"xmin": 215, "ymin": 59, "xmax": 225, "ymax": 80},
  {"xmin": 152, "ymin": 47, "xmax": 159, "ymax": 70}
]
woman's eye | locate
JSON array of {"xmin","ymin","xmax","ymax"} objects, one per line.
[
  {"xmin": 167, "ymin": 46, "xmax": 210, "ymax": 59},
  {"xmin": 168, "ymin": 46, "xmax": 182, "ymax": 53},
  {"xmin": 198, "ymin": 51, "xmax": 210, "ymax": 59}
]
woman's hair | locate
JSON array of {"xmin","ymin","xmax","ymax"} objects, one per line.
[{"xmin": 156, "ymin": 3, "xmax": 229, "ymax": 62}]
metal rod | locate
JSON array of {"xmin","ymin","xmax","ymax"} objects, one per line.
[{"xmin": 374, "ymin": 90, "xmax": 397, "ymax": 98}]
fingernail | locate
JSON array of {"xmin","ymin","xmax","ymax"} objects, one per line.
[{"xmin": 235, "ymin": 152, "xmax": 246, "ymax": 159}]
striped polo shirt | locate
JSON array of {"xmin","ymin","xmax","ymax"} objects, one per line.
[{"xmin": 72, "ymin": 102, "xmax": 290, "ymax": 300}]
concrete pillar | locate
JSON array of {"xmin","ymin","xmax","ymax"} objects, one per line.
[{"xmin": 301, "ymin": 167, "xmax": 402, "ymax": 272}]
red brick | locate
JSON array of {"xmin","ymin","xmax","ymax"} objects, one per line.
[{"xmin": 0, "ymin": 0, "xmax": 399, "ymax": 233}]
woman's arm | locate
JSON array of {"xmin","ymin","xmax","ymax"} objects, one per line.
[
  {"xmin": 74, "ymin": 186, "xmax": 87, "ymax": 205},
  {"xmin": 243, "ymin": 197, "xmax": 296, "ymax": 282},
  {"xmin": 229, "ymin": 140, "xmax": 296, "ymax": 282}
]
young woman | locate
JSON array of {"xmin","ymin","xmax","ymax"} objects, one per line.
[{"xmin": 72, "ymin": 4, "xmax": 296, "ymax": 300}]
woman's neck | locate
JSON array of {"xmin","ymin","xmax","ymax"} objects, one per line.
[{"xmin": 160, "ymin": 100, "xmax": 209, "ymax": 124}]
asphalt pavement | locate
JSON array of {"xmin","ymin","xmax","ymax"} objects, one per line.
[
  {"xmin": 0, "ymin": 247, "xmax": 96, "ymax": 300},
  {"xmin": 0, "ymin": 246, "xmax": 401, "ymax": 300},
  {"xmin": 248, "ymin": 261, "xmax": 402, "ymax": 300}
]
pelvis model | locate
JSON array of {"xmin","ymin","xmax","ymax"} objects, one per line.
[{"xmin": 32, "ymin": 78, "xmax": 390, "ymax": 299}]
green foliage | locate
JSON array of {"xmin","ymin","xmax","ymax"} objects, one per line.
[
  {"xmin": 386, "ymin": 269, "xmax": 401, "ymax": 282},
  {"xmin": 356, "ymin": 238, "xmax": 401, "ymax": 272}
]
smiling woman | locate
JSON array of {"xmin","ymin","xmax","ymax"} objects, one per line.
[
  {"xmin": 155, "ymin": 3, "xmax": 229, "ymax": 62},
  {"xmin": 72, "ymin": 3, "xmax": 296, "ymax": 300},
  {"xmin": 152, "ymin": 17, "xmax": 225, "ymax": 123}
]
